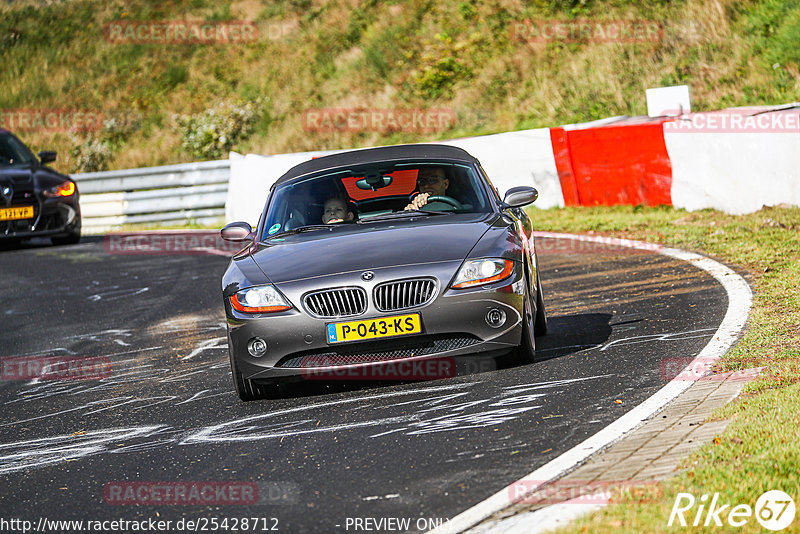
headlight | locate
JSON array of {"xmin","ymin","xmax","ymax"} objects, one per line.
[
  {"xmin": 44, "ymin": 181, "xmax": 76, "ymax": 198},
  {"xmin": 230, "ymin": 285, "xmax": 292, "ymax": 313},
  {"xmin": 451, "ymin": 258, "xmax": 514, "ymax": 289}
]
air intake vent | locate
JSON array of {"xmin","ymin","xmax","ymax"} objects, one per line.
[
  {"xmin": 374, "ymin": 278, "xmax": 436, "ymax": 312},
  {"xmin": 276, "ymin": 335, "xmax": 481, "ymax": 368},
  {"xmin": 303, "ymin": 287, "xmax": 367, "ymax": 318}
]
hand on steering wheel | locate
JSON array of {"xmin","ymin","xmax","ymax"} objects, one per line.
[{"xmin": 405, "ymin": 193, "xmax": 463, "ymax": 210}]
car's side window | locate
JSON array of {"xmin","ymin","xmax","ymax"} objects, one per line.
[{"xmin": 479, "ymin": 164, "xmax": 503, "ymax": 204}]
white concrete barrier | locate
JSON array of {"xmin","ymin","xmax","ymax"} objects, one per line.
[
  {"xmin": 226, "ymin": 150, "xmax": 339, "ymax": 225},
  {"xmin": 437, "ymin": 128, "xmax": 562, "ymax": 208},
  {"xmin": 665, "ymin": 106, "xmax": 800, "ymax": 214},
  {"xmin": 225, "ymin": 129, "xmax": 563, "ymax": 224}
]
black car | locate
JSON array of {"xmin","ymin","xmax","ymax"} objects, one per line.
[
  {"xmin": 0, "ymin": 129, "xmax": 81, "ymax": 246},
  {"xmin": 221, "ymin": 144, "xmax": 547, "ymax": 401}
]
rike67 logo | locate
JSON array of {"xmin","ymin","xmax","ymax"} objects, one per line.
[{"xmin": 669, "ymin": 490, "xmax": 796, "ymax": 531}]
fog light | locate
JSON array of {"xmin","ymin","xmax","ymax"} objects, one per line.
[
  {"xmin": 486, "ymin": 309, "xmax": 506, "ymax": 328},
  {"xmin": 247, "ymin": 337, "xmax": 267, "ymax": 357}
]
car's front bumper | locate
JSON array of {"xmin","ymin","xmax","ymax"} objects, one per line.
[
  {"xmin": 1, "ymin": 198, "xmax": 80, "ymax": 239},
  {"xmin": 226, "ymin": 264, "xmax": 527, "ymax": 382}
]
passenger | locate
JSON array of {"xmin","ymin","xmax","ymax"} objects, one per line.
[
  {"xmin": 322, "ymin": 197, "xmax": 355, "ymax": 224},
  {"xmin": 404, "ymin": 167, "xmax": 451, "ymax": 210}
]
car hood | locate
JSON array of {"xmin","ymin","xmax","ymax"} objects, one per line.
[
  {"xmin": 0, "ymin": 164, "xmax": 70, "ymax": 189},
  {"xmin": 250, "ymin": 212, "xmax": 501, "ymax": 283}
]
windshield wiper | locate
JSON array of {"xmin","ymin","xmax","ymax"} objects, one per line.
[
  {"xmin": 266, "ymin": 225, "xmax": 333, "ymax": 239},
  {"xmin": 358, "ymin": 210, "xmax": 452, "ymax": 223}
]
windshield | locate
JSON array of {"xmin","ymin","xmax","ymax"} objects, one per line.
[
  {"xmin": 261, "ymin": 162, "xmax": 492, "ymax": 239},
  {"xmin": 0, "ymin": 132, "xmax": 35, "ymax": 166}
]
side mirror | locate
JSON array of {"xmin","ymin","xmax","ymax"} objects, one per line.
[
  {"xmin": 502, "ymin": 186, "xmax": 538, "ymax": 208},
  {"xmin": 38, "ymin": 151, "xmax": 57, "ymax": 164},
  {"xmin": 221, "ymin": 221, "xmax": 254, "ymax": 242}
]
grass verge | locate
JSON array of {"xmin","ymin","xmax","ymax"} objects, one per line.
[{"xmin": 524, "ymin": 205, "xmax": 800, "ymax": 533}]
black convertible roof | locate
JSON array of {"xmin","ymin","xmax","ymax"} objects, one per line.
[{"xmin": 273, "ymin": 144, "xmax": 478, "ymax": 187}]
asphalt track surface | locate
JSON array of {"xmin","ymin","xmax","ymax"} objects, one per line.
[{"xmin": 0, "ymin": 235, "xmax": 728, "ymax": 533}]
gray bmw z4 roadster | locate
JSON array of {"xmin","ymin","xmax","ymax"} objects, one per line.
[{"xmin": 221, "ymin": 144, "xmax": 547, "ymax": 401}]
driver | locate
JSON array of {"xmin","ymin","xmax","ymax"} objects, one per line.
[{"xmin": 404, "ymin": 167, "xmax": 451, "ymax": 211}]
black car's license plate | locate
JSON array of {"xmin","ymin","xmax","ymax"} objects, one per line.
[
  {"xmin": 0, "ymin": 206, "xmax": 33, "ymax": 221},
  {"xmin": 326, "ymin": 313, "xmax": 422, "ymax": 344}
]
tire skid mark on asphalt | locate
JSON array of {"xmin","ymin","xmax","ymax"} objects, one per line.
[
  {"xmin": 0, "ymin": 321, "xmax": 713, "ymax": 470},
  {"xmin": 3, "ymin": 353, "xmax": 225, "ymax": 407},
  {"xmin": 87, "ymin": 287, "xmax": 150, "ymax": 302},
  {"xmin": 597, "ymin": 327, "xmax": 717, "ymax": 352},
  {"xmin": 175, "ymin": 390, "xmax": 230, "ymax": 404},
  {"xmin": 181, "ymin": 337, "xmax": 228, "ymax": 361},
  {"xmin": 531, "ymin": 328, "xmax": 718, "ymax": 370},
  {"xmin": 550, "ymin": 282, "xmax": 721, "ymax": 312},
  {"xmin": 543, "ymin": 259, "xmax": 686, "ymax": 284},
  {"xmin": 550, "ymin": 271, "xmax": 712, "ymax": 296},
  {"xmin": 180, "ymin": 383, "xmax": 476, "ymax": 444},
  {"xmin": 0, "ymin": 426, "xmax": 169, "ymax": 475},
  {"xmin": 538, "ymin": 255, "xmax": 663, "ymax": 274},
  {"xmin": 0, "ymin": 376, "xmax": 611, "ymax": 474},
  {"xmin": 499, "ymin": 377, "xmax": 615, "ymax": 395},
  {"xmin": 3, "ymin": 318, "xmax": 228, "ymax": 406}
]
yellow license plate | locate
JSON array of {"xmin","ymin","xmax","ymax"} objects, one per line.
[
  {"xmin": 327, "ymin": 313, "xmax": 422, "ymax": 344},
  {"xmin": 0, "ymin": 206, "xmax": 33, "ymax": 221}
]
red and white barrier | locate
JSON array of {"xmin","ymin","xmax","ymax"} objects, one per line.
[
  {"xmin": 225, "ymin": 103, "xmax": 800, "ymax": 223},
  {"xmin": 550, "ymin": 116, "xmax": 673, "ymax": 207}
]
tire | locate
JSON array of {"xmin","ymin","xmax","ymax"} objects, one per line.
[
  {"xmin": 228, "ymin": 338, "xmax": 272, "ymax": 401},
  {"xmin": 534, "ymin": 268, "xmax": 548, "ymax": 337},
  {"xmin": 513, "ymin": 279, "xmax": 536, "ymax": 364},
  {"xmin": 51, "ymin": 230, "xmax": 81, "ymax": 246}
]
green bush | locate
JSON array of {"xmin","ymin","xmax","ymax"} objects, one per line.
[
  {"xmin": 71, "ymin": 137, "xmax": 112, "ymax": 173},
  {"xmin": 176, "ymin": 100, "xmax": 263, "ymax": 160},
  {"xmin": 69, "ymin": 114, "xmax": 141, "ymax": 172},
  {"xmin": 415, "ymin": 55, "xmax": 473, "ymax": 100}
]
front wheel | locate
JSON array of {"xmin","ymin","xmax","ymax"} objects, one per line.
[
  {"xmin": 51, "ymin": 229, "xmax": 81, "ymax": 246},
  {"xmin": 513, "ymin": 281, "xmax": 536, "ymax": 364},
  {"xmin": 534, "ymin": 268, "xmax": 548, "ymax": 336},
  {"xmin": 228, "ymin": 336, "xmax": 273, "ymax": 401}
]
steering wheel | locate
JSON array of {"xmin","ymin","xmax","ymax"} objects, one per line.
[{"xmin": 409, "ymin": 194, "xmax": 464, "ymax": 210}]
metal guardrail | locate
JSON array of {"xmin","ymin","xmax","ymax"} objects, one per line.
[{"xmin": 70, "ymin": 159, "xmax": 229, "ymax": 234}]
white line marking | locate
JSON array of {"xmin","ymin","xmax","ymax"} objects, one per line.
[
  {"xmin": 362, "ymin": 494, "xmax": 400, "ymax": 501},
  {"xmin": 181, "ymin": 337, "xmax": 227, "ymax": 360},
  {"xmin": 429, "ymin": 233, "xmax": 752, "ymax": 534}
]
